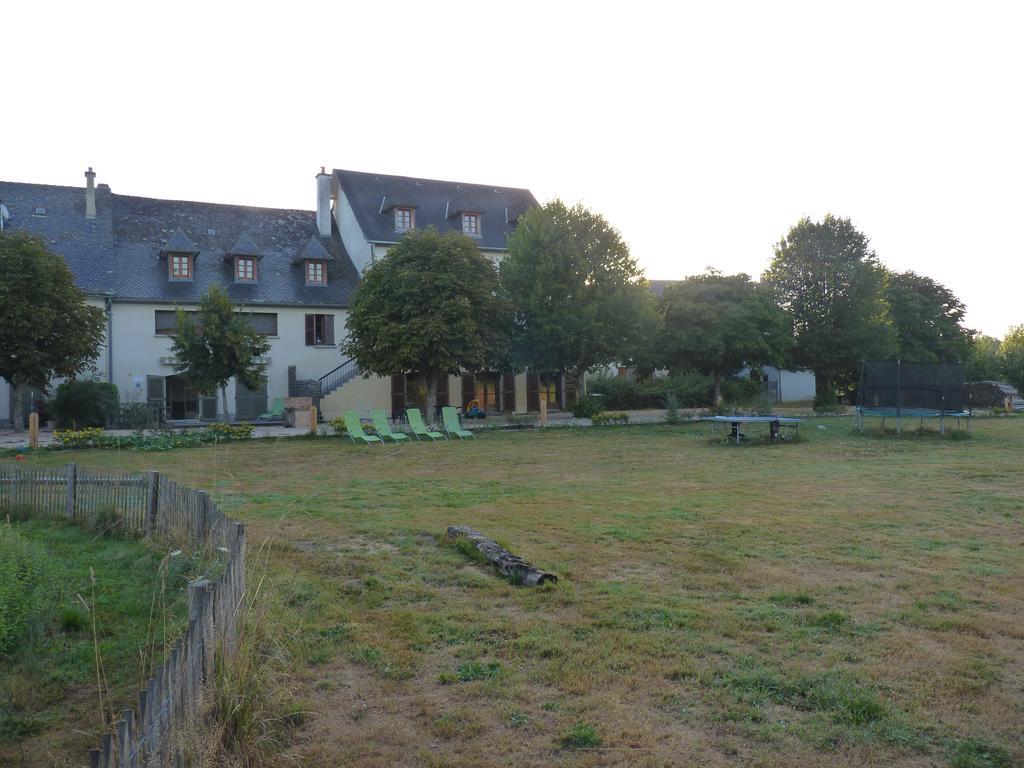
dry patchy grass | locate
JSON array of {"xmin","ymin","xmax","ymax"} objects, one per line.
[{"xmin": 5, "ymin": 417, "xmax": 1023, "ymax": 767}]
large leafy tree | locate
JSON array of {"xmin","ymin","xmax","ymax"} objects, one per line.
[
  {"xmin": 659, "ymin": 271, "xmax": 793, "ymax": 404},
  {"xmin": 763, "ymin": 215, "xmax": 892, "ymax": 402},
  {"xmin": 501, "ymin": 200, "xmax": 651, "ymax": 403},
  {"xmin": 0, "ymin": 231, "xmax": 106, "ymax": 432},
  {"xmin": 883, "ymin": 271, "xmax": 972, "ymax": 363},
  {"xmin": 999, "ymin": 326, "xmax": 1024, "ymax": 392},
  {"xmin": 342, "ymin": 228, "xmax": 507, "ymax": 420},
  {"xmin": 966, "ymin": 334, "xmax": 1004, "ymax": 382},
  {"xmin": 171, "ymin": 285, "xmax": 270, "ymax": 420}
]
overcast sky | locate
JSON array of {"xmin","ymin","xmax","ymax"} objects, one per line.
[{"xmin": 4, "ymin": 1, "xmax": 1021, "ymax": 337}]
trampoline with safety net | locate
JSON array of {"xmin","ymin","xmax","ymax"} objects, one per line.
[{"xmin": 856, "ymin": 360, "xmax": 972, "ymax": 434}]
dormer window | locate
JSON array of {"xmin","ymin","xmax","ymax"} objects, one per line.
[
  {"xmin": 395, "ymin": 207, "xmax": 414, "ymax": 232},
  {"xmin": 462, "ymin": 212, "xmax": 481, "ymax": 236},
  {"xmin": 306, "ymin": 260, "xmax": 327, "ymax": 286},
  {"xmin": 235, "ymin": 256, "xmax": 256, "ymax": 282},
  {"xmin": 170, "ymin": 254, "xmax": 193, "ymax": 280}
]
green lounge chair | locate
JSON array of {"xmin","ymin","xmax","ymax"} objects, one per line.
[
  {"xmin": 258, "ymin": 397, "xmax": 286, "ymax": 421},
  {"xmin": 371, "ymin": 409, "xmax": 410, "ymax": 443},
  {"xmin": 441, "ymin": 406, "xmax": 475, "ymax": 440},
  {"xmin": 343, "ymin": 411, "xmax": 383, "ymax": 446},
  {"xmin": 406, "ymin": 408, "xmax": 446, "ymax": 441}
]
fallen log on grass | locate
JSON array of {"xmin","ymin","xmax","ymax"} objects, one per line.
[{"xmin": 446, "ymin": 526, "xmax": 557, "ymax": 586}]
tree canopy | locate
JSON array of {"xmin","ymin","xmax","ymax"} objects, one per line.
[
  {"xmin": 883, "ymin": 271, "xmax": 972, "ymax": 363},
  {"xmin": 0, "ymin": 231, "xmax": 106, "ymax": 431},
  {"xmin": 966, "ymin": 334, "xmax": 1004, "ymax": 382},
  {"xmin": 171, "ymin": 285, "xmax": 271, "ymax": 419},
  {"xmin": 998, "ymin": 326, "xmax": 1024, "ymax": 393},
  {"xmin": 763, "ymin": 215, "xmax": 891, "ymax": 402},
  {"xmin": 500, "ymin": 200, "xmax": 651, "ymax": 401},
  {"xmin": 659, "ymin": 272, "xmax": 792, "ymax": 404},
  {"xmin": 342, "ymin": 227, "xmax": 507, "ymax": 419}
]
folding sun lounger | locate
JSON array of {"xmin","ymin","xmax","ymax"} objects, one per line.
[
  {"xmin": 406, "ymin": 408, "xmax": 446, "ymax": 441},
  {"xmin": 258, "ymin": 397, "xmax": 286, "ymax": 421},
  {"xmin": 343, "ymin": 411, "xmax": 383, "ymax": 446},
  {"xmin": 441, "ymin": 406, "xmax": 475, "ymax": 440},
  {"xmin": 371, "ymin": 409, "xmax": 411, "ymax": 443}
]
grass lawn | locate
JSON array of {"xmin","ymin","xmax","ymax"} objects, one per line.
[
  {"xmin": 3, "ymin": 417, "xmax": 1023, "ymax": 767},
  {"xmin": 0, "ymin": 518, "xmax": 211, "ymax": 766}
]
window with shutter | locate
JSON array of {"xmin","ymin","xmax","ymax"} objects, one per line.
[
  {"xmin": 391, "ymin": 373, "xmax": 406, "ymax": 417},
  {"xmin": 527, "ymin": 374, "xmax": 540, "ymax": 412},
  {"xmin": 305, "ymin": 314, "xmax": 335, "ymax": 345},
  {"xmin": 502, "ymin": 373, "xmax": 516, "ymax": 412}
]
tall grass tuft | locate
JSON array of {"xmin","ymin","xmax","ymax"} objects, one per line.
[{"xmin": 0, "ymin": 523, "xmax": 53, "ymax": 654}]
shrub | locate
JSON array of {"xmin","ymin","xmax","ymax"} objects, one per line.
[
  {"xmin": 53, "ymin": 380, "xmax": 119, "ymax": 428},
  {"xmin": 208, "ymin": 422, "xmax": 254, "ymax": 440},
  {"xmin": 328, "ymin": 417, "xmax": 347, "ymax": 436},
  {"xmin": 588, "ymin": 371, "xmax": 715, "ymax": 409},
  {"xmin": 113, "ymin": 400, "xmax": 157, "ymax": 430},
  {"xmin": 0, "ymin": 524, "xmax": 53, "ymax": 654},
  {"xmin": 52, "ymin": 426, "xmax": 106, "ymax": 448},
  {"xmin": 591, "ymin": 411, "xmax": 630, "ymax": 426},
  {"xmin": 664, "ymin": 392, "xmax": 681, "ymax": 424},
  {"xmin": 570, "ymin": 396, "xmax": 604, "ymax": 419}
]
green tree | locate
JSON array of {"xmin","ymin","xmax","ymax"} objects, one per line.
[
  {"xmin": 342, "ymin": 228, "xmax": 507, "ymax": 421},
  {"xmin": 501, "ymin": 200, "xmax": 651, "ymax": 403},
  {"xmin": 883, "ymin": 271, "xmax": 972, "ymax": 363},
  {"xmin": 763, "ymin": 215, "xmax": 892, "ymax": 403},
  {"xmin": 999, "ymin": 326, "xmax": 1024, "ymax": 392},
  {"xmin": 966, "ymin": 334, "xmax": 1004, "ymax": 382},
  {"xmin": 659, "ymin": 271, "xmax": 792, "ymax": 404},
  {"xmin": 0, "ymin": 231, "xmax": 106, "ymax": 432},
  {"xmin": 170, "ymin": 285, "xmax": 271, "ymax": 420}
]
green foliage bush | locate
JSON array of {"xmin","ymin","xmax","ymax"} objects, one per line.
[
  {"xmin": 0, "ymin": 524, "xmax": 53, "ymax": 654},
  {"xmin": 664, "ymin": 392, "xmax": 681, "ymax": 424},
  {"xmin": 588, "ymin": 372, "xmax": 762, "ymax": 410},
  {"xmin": 328, "ymin": 417, "xmax": 347, "ymax": 436},
  {"xmin": 53, "ymin": 380, "xmax": 119, "ymax": 428},
  {"xmin": 569, "ymin": 396, "xmax": 604, "ymax": 419},
  {"xmin": 53, "ymin": 424, "xmax": 255, "ymax": 451},
  {"xmin": 591, "ymin": 411, "xmax": 630, "ymax": 426},
  {"xmin": 208, "ymin": 422, "xmax": 255, "ymax": 440}
]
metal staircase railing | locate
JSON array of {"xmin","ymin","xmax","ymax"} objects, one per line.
[{"xmin": 318, "ymin": 358, "xmax": 360, "ymax": 398}]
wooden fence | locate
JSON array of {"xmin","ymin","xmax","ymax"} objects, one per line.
[{"xmin": 0, "ymin": 464, "xmax": 246, "ymax": 768}]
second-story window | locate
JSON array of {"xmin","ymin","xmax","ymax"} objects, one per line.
[
  {"xmin": 395, "ymin": 207, "xmax": 414, "ymax": 232},
  {"xmin": 306, "ymin": 259, "xmax": 326, "ymax": 285},
  {"xmin": 462, "ymin": 212, "xmax": 481, "ymax": 236},
  {"xmin": 170, "ymin": 254, "xmax": 193, "ymax": 279},
  {"xmin": 236, "ymin": 257, "xmax": 256, "ymax": 282}
]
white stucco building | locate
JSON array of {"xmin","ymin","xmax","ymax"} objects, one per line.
[{"xmin": 0, "ymin": 168, "xmax": 553, "ymax": 426}]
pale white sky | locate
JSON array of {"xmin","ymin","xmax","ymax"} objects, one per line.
[{"xmin": 3, "ymin": 1, "xmax": 1021, "ymax": 337}]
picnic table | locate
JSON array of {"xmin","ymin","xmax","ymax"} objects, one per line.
[{"xmin": 702, "ymin": 415, "xmax": 802, "ymax": 444}]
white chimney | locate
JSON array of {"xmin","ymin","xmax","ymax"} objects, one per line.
[
  {"xmin": 85, "ymin": 167, "xmax": 96, "ymax": 219},
  {"xmin": 316, "ymin": 167, "xmax": 331, "ymax": 237}
]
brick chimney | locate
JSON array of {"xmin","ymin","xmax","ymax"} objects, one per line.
[
  {"xmin": 85, "ymin": 167, "xmax": 96, "ymax": 218},
  {"xmin": 316, "ymin": 167, "xmax": 331, "ymax": 237}
]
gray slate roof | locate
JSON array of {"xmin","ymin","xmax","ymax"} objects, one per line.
[
  {"xmin": 334, "ymin": 169, "xmax": 539, "ymax": 251},
  {"xmin": 0, "ymin": 180, "xmax": 358, "ymax": 307}
]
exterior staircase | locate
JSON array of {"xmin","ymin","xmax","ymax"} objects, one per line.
[{"xmin": 318, "ymin": 358, "xmax": 360, "ymax": 399}]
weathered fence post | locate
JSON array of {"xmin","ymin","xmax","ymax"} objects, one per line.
[
  {"xmin": 65, "ymin": 463, "xmax": 77, "ymax": 519},
  {"xmin": 195, "ymin": 490, "xmax": 209, "ymax": 546},
  {"xmin": 145, "ymin": 471, "xmax": 159, "ymax": 538}
]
